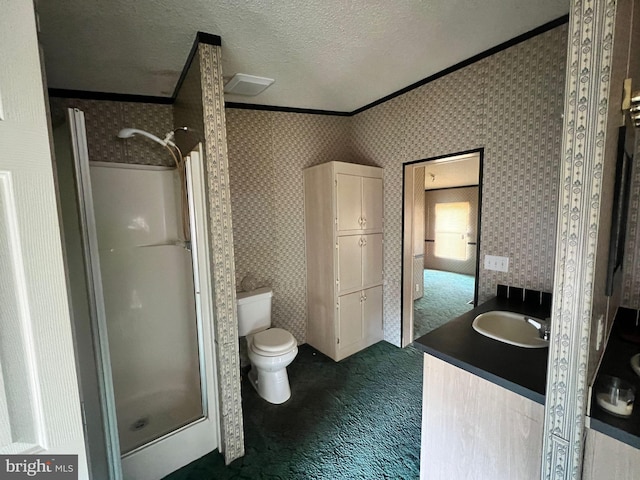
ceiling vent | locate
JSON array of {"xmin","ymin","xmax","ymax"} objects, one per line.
[{"xmin": 224, "ymin": 73, "xmax": 275, "ymax": 96}]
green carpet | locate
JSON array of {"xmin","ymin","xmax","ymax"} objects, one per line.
[
  {"xmin": 164, "ymin": 341, "xmax": 423, "ymax": 480},
  {"xmin": 413, "ymin": 269, "xmax": 475, "ymax": 340}
]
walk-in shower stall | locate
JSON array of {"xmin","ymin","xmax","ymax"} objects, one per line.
[{"xmin": 54, "ymin": 108, "xmax": 220, "ymax": 480}]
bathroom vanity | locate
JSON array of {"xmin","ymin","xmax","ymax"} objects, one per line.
[
  {"xmin": 414, "ymin": 295, "xmax": 550, "ymax": 479},
  {"xmin": 415, "ymin": 297, "xmax": 640, "ymax": 479},
  {"xmin": 583, "ymin": 308, "xmax": 640, "ymax": 478}
]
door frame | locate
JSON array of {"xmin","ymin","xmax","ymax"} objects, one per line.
[{"xmin": 400, "ymin": 148, "xmax": 484, "ymax": 347}]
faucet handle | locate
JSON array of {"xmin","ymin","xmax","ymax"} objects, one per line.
[
  {"xmin": 542, "ymin": 317, "xmax": 551, "ymax": 341},
  {"xmin": 525, "ymin": 316, "xmax": 551, "ymax": 341}
]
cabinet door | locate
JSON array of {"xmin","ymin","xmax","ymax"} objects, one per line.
[
  {"xmin": 362, "ymin": 286, "xmax": 383, "ymax": 340},
  {"xmin": 361, "ymin": 233, "xmax": 383, "ymax": 287},
  {"xmin": 336, "ymin": 174, "xmax": 362, "ymax": 231},
  {"xmin": 337, "ymin": 235, "xmax": 362, "ymax": 294},
  {"xmin": 337, "ymin": 291, "xmax": 363, "ymax": 350},
  {"xmin": 362, "ymin": 177, "xmax": 383, "ymax": 232}
]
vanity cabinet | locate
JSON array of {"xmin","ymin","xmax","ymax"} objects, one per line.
[
  {"xmin": 420, "ymin": 354, "xmax": 544, "ymax": 479},
  {"xmin": 304, "ymin": 161, "xmax": 384, "ymax": 361},
  {"xmin": 582, "ymin": 427, "xmax": 640, "ymax": 479}
]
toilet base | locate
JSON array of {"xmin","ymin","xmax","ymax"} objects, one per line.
[{"xmin": 248, "ymin": 367, "xmax": 291, "ymax": 404}]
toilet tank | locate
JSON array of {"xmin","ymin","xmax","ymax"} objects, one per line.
[{"xmin": 236, "ymin": 287, "xmax": 273, "ymax": 336}]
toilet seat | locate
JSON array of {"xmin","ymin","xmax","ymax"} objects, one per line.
[{"xmin": 251, "ymin": 328, "xmax": 296, "ymax": 356}]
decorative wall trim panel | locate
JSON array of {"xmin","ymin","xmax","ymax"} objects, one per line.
[
  {"xmin": 542, "ymin": 1, "xmax": 617, "ymax": 479},
  {"xmin": 198, "ymin": 43, "xmax": 245, "ymax": 464}
]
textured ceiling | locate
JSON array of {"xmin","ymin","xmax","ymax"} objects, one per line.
[
  {"xmin": 423, "ymin": 154, "xmax": 480, "ymax": 190},
  {"xmin": 36, "ymin": 0, "xmax": 569, "ymax": 112}
]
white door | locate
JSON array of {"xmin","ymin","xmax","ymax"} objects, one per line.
[
  {"xmin": 0, "ymin": 1, "xmax": 88, "ymax": 478},
  {"xmin": 337, "ymin": 235, "xmax": 363, "ymax": 294},
  {"xmin": 337, "ymin": 291, "xmax": 363, "ymax": 352},
  {"xmin": 361, "ymin": 177, "xmax": 383, "ymax": 232},
  {"xmin": 361, "ymin": 233, "xmax": 384, "ymax": 287},
  {"xmin": 336, "ymin": 174, "xmax": 362, "ymax": 231},
  {"xmin": 362, "ymin": 286, "xmax": 383, "ymax": 341}
]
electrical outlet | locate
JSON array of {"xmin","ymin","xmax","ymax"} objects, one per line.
[
  {"xmin": 415, "ymin": 284, "xmax": 420, "ymax": 293},
  {"xmin": 484, "ymin": 255, "xmax": 509, "ymax": 272}
]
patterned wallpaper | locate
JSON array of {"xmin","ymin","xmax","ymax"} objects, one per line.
[
  {"xmin": 226, "ymin": 109, "xmax": 351, "ymax": 343},
  {"xmin": 49, "ymin": 97, "xmax": 174, "ymax": 167},
  {"xmin": 226, "ymin": 24, "xmax": 568, "ymax": 347},
  {"xmin": 351, "ymin": 25, "xmax": 567, "ymax": 344},
  {"xmin": 622, "ymin": 132, "xmax": 640, "ymax": 308},
  {"xmin": 424, "ymin": 186, "xmax": 479, "ymax": 275},
  {"xmin": 481, "ymin": 28, "xmax": 565, "ymax": 300},
  {"xmin": 542, "ymin": 2, "xmax": 619, "ymax": 476}
]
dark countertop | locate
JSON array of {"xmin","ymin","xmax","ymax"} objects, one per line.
[
  {"xmin": 413, "ymin": 296, "xmax": 550, "ymax": 405},
  {"xmin": 588, "ymin": 307, "xmax": 640, "ymax": 449}
]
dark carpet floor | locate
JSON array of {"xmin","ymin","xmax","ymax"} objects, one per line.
[
  {"xmin": 413, "ymin": 269, "xmax": 475, "ymax": 340},
  {"xmin": 164, "ymin": 341, "xmax": 423, "ymax": 480}
]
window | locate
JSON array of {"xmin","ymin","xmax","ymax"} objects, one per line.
[{"xmin": 434, "ymin": 202, "xmax": 470, "ymax": 260}]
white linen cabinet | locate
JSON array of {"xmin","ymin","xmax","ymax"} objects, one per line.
[{"xmin": 304, "ymin": 161, "xmax": 384, "ymax": 361}]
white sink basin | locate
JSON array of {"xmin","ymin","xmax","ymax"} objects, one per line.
[{"xmin": 472, "ymin": 311, "xmax": 549, "ymax": 348}]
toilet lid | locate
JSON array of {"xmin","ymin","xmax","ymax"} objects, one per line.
[{"xmin": 251, "ymin": 328, "xmax": 296, "ymax": 356}]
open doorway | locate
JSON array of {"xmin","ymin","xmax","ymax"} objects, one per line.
[{"xmin": 401, "ymin": 150, "xmax": 482, "ymax": 346}]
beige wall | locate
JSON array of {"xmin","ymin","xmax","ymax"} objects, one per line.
[
  {"xmin": 50, "ymin": 24, "xmax": 570, "ymax": 349},
  {"xmin": 49, "ymin": 97, "xmax": 174, "ymax": 167},
  {"xmin": 351, "ymin": 25, "xmax": 567, "ymax": 342},
  {"xmin": 225, "ymin": 24, "xmax": 568, "ymax": 346},
  {"xmin": 225, "ymin": 110, "xmax": 351, "ymax": 343}
]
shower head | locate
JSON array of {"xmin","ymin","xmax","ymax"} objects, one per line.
[{"xmin": 117, "ymin": 128, "xmax": 168, "ymax": 147}]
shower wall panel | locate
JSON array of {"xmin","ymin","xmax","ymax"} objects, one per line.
[{"xmin": 89, "ymin": 162, "xmax": 201, "ymax": 453}]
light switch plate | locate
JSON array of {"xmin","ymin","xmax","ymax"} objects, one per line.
[{"xmin": 484, "ymin": 254, "xmax": 509, "ymax": 272}]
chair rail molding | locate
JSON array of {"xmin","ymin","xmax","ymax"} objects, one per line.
[{"xmin": 543, "ymin": 1, "xmax": 618, "ymax": 479}]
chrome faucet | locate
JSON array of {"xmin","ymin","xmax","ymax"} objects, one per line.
[{"xmin": 525, "ymin": 316, "xmax": 551, "ymax": 341}]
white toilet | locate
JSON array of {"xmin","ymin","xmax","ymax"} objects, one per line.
[{"xmin": 236, "ymin": 287, "xmax": 298, "ymax": 404}]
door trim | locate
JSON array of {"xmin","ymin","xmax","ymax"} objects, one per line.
[{"xmin": 400, "ymin": 148, "xmax": 484, "ymax": 347}]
